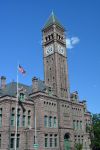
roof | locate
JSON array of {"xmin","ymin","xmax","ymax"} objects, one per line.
[
  {"xmin": 0, "ymin": 80, "xmax": 46, "ymax": 97},
  {"xmin": 43, "ymin": 12, "xmax": 65, "ymax": 30}
]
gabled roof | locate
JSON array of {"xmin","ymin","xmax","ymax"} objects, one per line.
[
  {"xmin": 0, "ymin": 80, "xmax": 46, "ymax": 98},
  {"xmin": 43, "ymin": 12, "xmax": 65, "ymax": 30}
]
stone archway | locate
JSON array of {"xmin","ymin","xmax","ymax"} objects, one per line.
[{"xmin": 64, "ymin": 133, "xmax": 70, "ymax": 150}]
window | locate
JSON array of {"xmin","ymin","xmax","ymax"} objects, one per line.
[
  {"xmin": 34, "ymin": 136, "xmax": 35, "ymax": 144},
  {"xmin": 17, "ymin": 134, "xmax": 20, "ymax": 148},
  {"xmin": 50, "ymin": 134, "xmax": 53, "ymax": 147},
  {"xmin": 44, "ymin": 116, "xmax": 48, "ymax": 127},
  {"xmin": 75, "ymin": 95, "xmax": 77, "ymax": 100},
  {"xmin": 10, "ymin": 134, "xmax": 20, "ymax": 148},
  {"xmin": 19, "ymin": 93, "xmax": 25, "ymax": 101},
  {"xmin": 77, "ymin": 120, "xmax": 79, "ymax": 130},
  {"xmin": 49, "ymin": 116, "xmax": 52, "ymax": 127},
  {"xmin": 54, "ymin": 117, "xmax": 57, "ymax": 128},
  {"xmin": 10, "ymin": 134, "xmax": 15, "ymax": 148},
  {"xmin": 44, "ymin": 134, "xmax": 48, "ymax": 148},
  {"xmin": 17, "ymin": 114, "xmax": 20, "ymax": 127},
  {"xmin": 0, "ymin": 134, "xmax": 1, "ymax": 148},
  {"xmin": 11, "ymin": 108, "xmax": 15, "ymax": 126},
  {"xmin": 73, "ymin": 120, "xmax": 76, "ymax": 130},
  {"xmin": 78, "ymin": 139, "xmax": 80, "ymax": 143},
  {"xmin": 0, "ymin": 108, "xmax": 2, "ymax": 127},
  {"xmin": 22, "ymin": 110, "xmax": 26, "ymax": 127},
  {"xmin": 11, "ymin": 114, "xmax": 15, "ymax": 126},
  {"xmin": 54, "ymin": 134, "xmax": 58, "ymax": 147},
  {"xmin": 17, "ymin": 109, "xmax": 20, "ymax": 127},
  {"xmin": 28, "ymin": 112, "xmax": 31, "ymax": 126},
  {"xmin": 80, "ymin": 121, "xmax": 82, "ymax": 130},
  {"xmin": 28, "ymin": 110, "xmax": 31, "ymax": 116}
]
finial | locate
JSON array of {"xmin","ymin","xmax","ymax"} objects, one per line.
[
  {"xmin": 51, "ymin": 10, "xmax": 55, "ymax": 22},
  {"xmin": 51, "ymin": 10, "xmax": 54, "ymax": 16}
]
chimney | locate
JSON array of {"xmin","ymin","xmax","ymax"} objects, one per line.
[
  {"xmin": 1, "ymin": 76, "xmax": 6, "ymax": 89},
  {"xmin": 32, "ymin": 77, "xmax": 39, "ymax": 92}
]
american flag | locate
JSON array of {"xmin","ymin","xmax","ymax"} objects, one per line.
[{"xmin": 18, "ymin": 65, "xmax": 26, "ymax": 74}]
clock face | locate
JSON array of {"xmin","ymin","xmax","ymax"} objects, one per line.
[
  {"xmin": 58, "ymin": 44, "xmax": 64, "ymax": 55},
  {"xmin": 46, "ymin": 45, "xmax": 54, "ymax": 55}
]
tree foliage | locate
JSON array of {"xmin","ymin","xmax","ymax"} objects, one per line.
[
  {"xmin": 88, "ymin": 114, "xmax": 100, "ymax": 150},
  {"xmin": 75, "ymin": 143, "xmax": 83, "ymax": 150}
]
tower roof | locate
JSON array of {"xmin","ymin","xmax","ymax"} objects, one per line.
[{"xmin": 43, "ymin": 12, "xmax": 65, "ymax": 30}]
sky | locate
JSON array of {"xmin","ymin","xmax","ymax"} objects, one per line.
[{"xmin": 0, "ymin": 0, "xmax": 100, "ymax": 114}]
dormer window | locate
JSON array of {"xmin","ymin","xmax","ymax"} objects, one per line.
[
  {"xmin": 19, "ymin": 93, "xmax": 25, "ymax": 102},
  {"xmin": 75, "ymin": 94, "xmax": 77, "ymax": 100}
]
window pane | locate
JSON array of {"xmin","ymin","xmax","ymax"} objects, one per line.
[
  {"xmin": 54, "ymin": 134, "xmax": 57, "ymax": 147},
  {"xmin": 49, "ymin": 116, "xmax": 52, "ymax": 127},
  {"xmin": 17, "ymin": 115, "xmax": 20, "ymax": 127},
  {"xmin": 0, "ymin": 114, "xmax": 2, "ymax": 127},
  {"xmin": 10, "ymin": 138, "xmax": 14, "ymax": 148},
  {"xmin": 11, "ymin": 114, "xmax": 15, "ymax": 126},
  {"xmin": 0, "ymin": 109, "xmax": 2, "ymax": 127},
  {"xmin": 54, "ymin": 117, "xmax": 57, "ymax": 128},
  {"xmin": 44, "ymin": 134, "xmax": 48, "ymax": 148},
  {"xmin": 73, "ymin": 120, "xmax": 75, "ymax": 129},
  {"xmin": 28, "ymin": 110, "xmax": 31, "ymax": 116},
  {"xmin": 17, "ymin": 138, "xmax": 19, "ymax": 148},
  {"xmin": 50, "ymin": 138, "xmax": 52, "ymax": 147},
  {"xmin": 80, "ymin": 121, "xmax": 82, "ymax": 129},
  {"xmin": 44, "ymin": 116, "xmax": 48, "ymax": 127},
  {"xmin": 19, "ymin": 93, "xmax": 25, "ymax": 101},
  {"xmin": 45, "ymin": 138, "xmax": 48, "ymax": 147},
  {"xmin": 28, "ymin": 116, "xmax": 31, "ymax": 126},
  {"xmin": 23, "ymin": 115, "xmax": 26, "ymax": 127},
  {"xmin": 54, "ymin": 138, "xmax": 57, "ymax": 147}
]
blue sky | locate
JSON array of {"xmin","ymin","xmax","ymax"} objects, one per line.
[{"xmin": 0, "ymin": 0, "xmax": 100, "ymax": 113}]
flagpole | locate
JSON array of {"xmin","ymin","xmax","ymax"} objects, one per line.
[{"xmin": 15, "ymin": 63, "xmax": 19, "ymax": 150}]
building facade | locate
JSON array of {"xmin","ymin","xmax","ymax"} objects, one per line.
[{"xmin": 0, "ymin": 13, "xmax": 91, "ymax": 150}]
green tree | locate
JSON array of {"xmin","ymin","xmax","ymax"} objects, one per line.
[
  {"xmin": 87, "ymin": 114, "xmax": 100, "ymax": 150},
  {"xmin": 75, "ymin": 143, "xmax": 83, "ymax": 150}
]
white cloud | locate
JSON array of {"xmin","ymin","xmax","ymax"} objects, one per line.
[{"xmin": 66, "ymin": 37, "xmax": 80, "ymax": 49}]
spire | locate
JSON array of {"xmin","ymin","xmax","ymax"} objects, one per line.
[
  {"xmin": 51, "ymin": 10, "xmax": 55, "ymax": 22},
  {"xmin": 43, "ymin": 12, "xmax": 65, "ymax": 30}
]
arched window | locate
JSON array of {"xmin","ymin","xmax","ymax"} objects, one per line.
[
  {"xmin": 19, "ymin": 93, "xmax": 25, "ymax": 101},
  {"xmin": 11, "ymin": 108, "xmax": 15, "ymax": 126},
  {"xmin": 80, "ymin": 121, "xmax": 82, "ymax": 130},
  {"xmin": 22, "ymin": 110, "xmax": 26, "ymax": 127},
  {"xmin": 77, "ymin": 120, "xmax": 79, "ymax": 129},
  {"xmin": 44, "ymin": 116, "xmax": 48, "ymax": 127},
  {"xmin": 73, "ymin": 120, "xmax": 76, "ymax": 130},
  {"xmin": 50, "ymin": 134, "xmax": 53, "ymax": 147},
  {"xmin": 64, "ymin": 133, "xmax": 70, "ymax": 140},
  {"xmin": 54, "ymin": 134, "xmax": 58, "ymax": 147},
  {"xmin": 49, "ymin": 116, "xmax": 52, "ymax": 127},
  {"xmin": 54, "ymin": 117, "xmax": 57, "ymax": 128},
  {"xmin": 44, "ymin": 134, "xmax": 48, "ymax": 147},
  {"xmin": 17, "ymin": 108, "xmax": 20, "ymax": 127},
  {"xmin": 28, "ymin": 110, "xmax": 31, "ymax": 127}
]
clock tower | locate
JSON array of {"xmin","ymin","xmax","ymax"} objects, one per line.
[{"xmin": 42, "ymin": 12, "xmax": 69, "ymax": 99}]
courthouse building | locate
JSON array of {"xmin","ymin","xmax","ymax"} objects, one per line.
[{"xmin": 0, "ymin": 13, "xmax": 91, "ymax": 150}]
